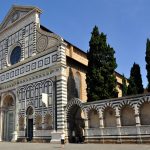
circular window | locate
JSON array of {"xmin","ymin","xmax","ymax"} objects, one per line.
[{"xmin": 10, "ymin": 46, "xmax": 21, "ymax": 65}]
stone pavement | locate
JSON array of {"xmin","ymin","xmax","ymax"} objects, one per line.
[{"xmin": 0, "ymin": 142, "xmax": 150, "ymax": 150}]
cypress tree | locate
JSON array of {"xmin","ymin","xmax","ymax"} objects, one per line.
[
  {"xmin": 122, "ymin": 74, "xmax": 128, "ymax": 96},
  {"xmin": 127, "ymin": 77, "xmax": 137, "ymax": 95},
  {"xmin": 86, "ymin": 26, "xmax": 118, "ymax": 102},
  {"xmin": 132, "ymin": 63, "xmax": 144, "ymax": 94},
  {"xmin": 145, "ymin": 38, "xmax": 150, "ymax": 92},
  {"xmin": 127, "ymin": 63, "xmax": 144, "ymax": 95}
]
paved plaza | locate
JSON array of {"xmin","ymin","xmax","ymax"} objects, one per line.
[{"xmin": 0, "ymin": 143, "xmax": 150, "ymax": 150}]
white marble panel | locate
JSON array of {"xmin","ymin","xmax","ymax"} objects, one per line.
[
  {"xmin": 29, "ymin": 34, "xmax": 33, "ymax": 46},
  {"xmin": 25, "ymin": 36, "xmax": 29, "ymax": 47},
  {"xmin": 87, "ymin": 128, "xmax": 101, "ymax": 136},
  {"xmin": 103, "ymin": 127, "xmax": 118, "ymax": 135},
  {"xmin": 30, "ymin": 23, "xmax": 34, "ymax": 34},
  {"xmin": 29, "ymin": 45, "xmax": 33, "ymax": 56},
  {"xmin": 15, "ymin": 32, "xmax": 19, "ymax": 42},
  {"xmin": 33, "ymin": 130, "xmax": 51, "ymax": 137},
  {"xmin": 12, "ymin": 34, "xmax": 15, "ymax": 44},
  {"xmin": 25, "ymin": 25, "xmax": 29, "ymax": 37},
  {"xmin": 8, "ymin": 37, "xmax": 12, "ymax": 46},
  {"xmin": 120, "ymin": 126, "xmax": 137, "ymax": 135},
  {"xmin": 24, "ymin": 47, "xmax": 28, "ymax": 58},
  {"xmin": 140, "ymin": 126, "xmax": 150, "ymax": 135},
  {"xmin": 19, "ymin": 30, "xmax": 23, "ymax": 40}
]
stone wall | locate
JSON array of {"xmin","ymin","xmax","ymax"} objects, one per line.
[
  {"xmin": 66, "ymin": 57, "xmax": 87, "ymax": 102},
  {"xmin": 65, "ymin": 94, "xmax": 150, "ymax": 143},
  {"xmin": 66, "ymin": 44, "xmax": 129, "ymax": 100}
]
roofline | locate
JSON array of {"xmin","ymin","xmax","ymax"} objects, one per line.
[
  {"xmin": 40, "ymin": 24, "xmax": 87, "ymax": 56},
  {"xmin": 40, "ymin": 26, "xmax": 127, "ymax": 80},
  {"xmin": 64, "ymin": 39, "xmax": 87, "ymax": 55},
  {"xmin": 12, "ymin": 5, "xmax": 42, "ymax": 13},
  {"xmin": 115, "ymin": 71, "xmax": 129, "ymax": 80}
]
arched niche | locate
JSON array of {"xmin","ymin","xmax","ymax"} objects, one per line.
[
  {"xmin": 44, "ymin": 114, "xmax": 53, "ymax": 130},
  {"xmin": 19, "ymin": 116, "xmax": 24, "ymax": 131},
  {"xmin": 140, "ymin": 102, "xmax": 150, "ymax": 125},
  {"xmin": 88, "ymin": 109, "xmax": 99, "ymax": 128},
  {"xmin": 35, "ymin": 114, "xmax": 42, "ymax": 130},
  {"xmin": 120, "ymin": 105, "xmax": 135, "ymax": 126},
  {"xmin": 103, "ymin": 107, "xmax": 116, "ymax": 127}
]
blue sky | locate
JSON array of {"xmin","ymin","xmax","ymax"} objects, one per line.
[{"xmin": 0, "ymin": 0, "xmax": 149, "ymax": 87}]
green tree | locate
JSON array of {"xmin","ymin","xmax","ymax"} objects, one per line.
[
  {"xmin": 127, "ymin": 63, "xmax": 144, "ymax": 95},
  {"xmin": 86, "ymin": 26, "xmax": 118, "ymax": 102},
  {"xmin": 132, "ymin": 63, "xmax": 144, "ymax": 94},
  {"xmin": 122, "ymin": 74, "xmax": 128, "ymax": 96},
  {"xmin": 127, "ymin": 77, "xmax": 137, "ymax": 95},
  {"xmin": 145, "ymin": 38, "xmax": 150, "ymax": 92}
]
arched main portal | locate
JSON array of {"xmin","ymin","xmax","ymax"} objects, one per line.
[
  {"xmin": 67, "ymin": 104, "xmax": 85, "ymax": 143},
  {"xmin": 26, "ymin": 106, "xmax": 34, "ymax": 141},
  {"xmin": 2, "ymin": 94, "xmax": 15, "ymax": 141}
]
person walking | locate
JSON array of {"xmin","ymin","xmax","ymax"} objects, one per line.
[{"xmin": 61, "ymin": 132, "xmax": 65, "ymax": 148}]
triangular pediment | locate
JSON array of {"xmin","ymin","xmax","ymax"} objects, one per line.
[{"xmin": 0, "ymin": 5, "xmax": 42, "ymax": 31}]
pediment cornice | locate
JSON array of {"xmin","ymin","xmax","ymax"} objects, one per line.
[{"xmin": 0, "ymin": 5, "xmax": 42, "ymax": 31}]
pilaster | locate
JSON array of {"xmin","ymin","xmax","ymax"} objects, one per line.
[
  {"xmin": 134, "ymin": 104, "xmax": 141, "ymax": 126},
  {"xmin": 56, "ymin": 42, "xmax": 67, "ymax": 131},
  {"xmin": 84, "ymin": 118, "xmax": 89, "ymax": 130},
  {"xmin": 116, "ymin": 115, "xmax": 121, "ymax": 127},
  {"xmin": 99, "ymin": 117, "xmax": 104, "ymax": 128},
  {"xmin": 99, "ymin": 110, "xmax": 104, "ymax": 128},
  {"xmin": 51, "ymin": 42, "xmax": 67, "ymax": 143},
  {"xmin": 0, "ymin": 109, "xmax": 4, "ymax": 141}
]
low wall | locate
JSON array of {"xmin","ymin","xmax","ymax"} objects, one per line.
[
  {"xmin": 17, "ymin": 130, "xmax": 52, "ymax": 142},
  {"xmin": 85, "ymin": 126, "xmax": 150, "ymax": 143}
]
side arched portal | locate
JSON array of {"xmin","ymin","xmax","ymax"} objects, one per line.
[
  {"xmin": 2, "ymin": 94, "xmax": 15, "ymax": 141},
  {"xmin": 66, "ymin": 101, "xmax": 85, "ymax": 143}
]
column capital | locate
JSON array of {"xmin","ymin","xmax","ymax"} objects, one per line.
[{"xmin": 115, "ymin": 114, "xmax": 120, "ymax": 118}]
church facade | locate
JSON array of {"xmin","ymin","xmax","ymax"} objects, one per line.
[{"xmin": 0, "ymin": 5, "xmax": 150, "ymax": 143}]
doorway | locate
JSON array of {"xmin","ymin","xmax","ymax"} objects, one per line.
[
  {"xmin": 2, "ymin": 95, "xmax": 15, "ymax": 141},
  {"xmin": 26, "ymin": 106, "xmax": 34, "ymax": 141},
  {"xmin": 6, "ymin": 111, "xmax": 14, "ymax": 141},
  {"xmin": 67, "ymin": 104, "xmax": 85, "ymax": 143},
  {"xmin": 27, "ymin": 119, "xmax": 33, "ymax": 141}
]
